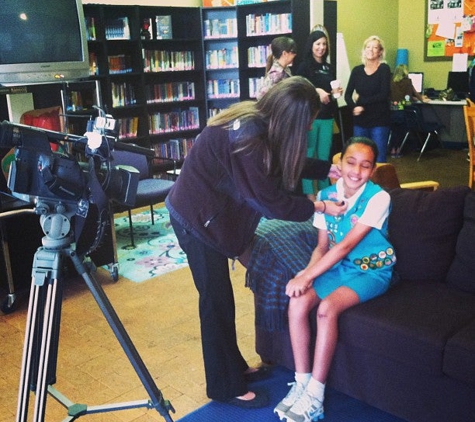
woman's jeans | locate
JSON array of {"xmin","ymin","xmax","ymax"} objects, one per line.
[{"xmin": 353, "ymin": 125, "xmax": 390, "ymax": 162}]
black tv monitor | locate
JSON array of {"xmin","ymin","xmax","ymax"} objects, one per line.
[
  {"xmin": 0, "ymin": 0, "xmax": 89, "ymax": 86},
  {"xmin": 408, "ymin": 72, "xmax": 424, "ymax": 94},
  {"xmin": 447, "ymin": 71, "xmax": 469, "ymax": 98}
]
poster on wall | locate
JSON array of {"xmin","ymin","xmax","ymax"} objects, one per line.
[{"xmin": 425, "ymin": 0, "xmax": 475, "ymax": 60}]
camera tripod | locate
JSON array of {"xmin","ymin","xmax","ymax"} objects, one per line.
[{"xmin": 15, "ymin": 201, "xmax": 175, "ymax": 422}]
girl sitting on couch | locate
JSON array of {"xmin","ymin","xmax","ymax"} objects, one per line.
[{"xmin": 274, "ymin": 136, "xmax": 396, "ymax": 422}]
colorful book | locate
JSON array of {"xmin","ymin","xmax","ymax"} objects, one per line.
[{"xmin": 156, "ymin": 15, "xmax": 173, "ymax": 40}]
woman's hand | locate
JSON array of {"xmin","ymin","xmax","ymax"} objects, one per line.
[
  {"xmin": 328, "ymin": 164, "xmax": 341, "ymax": 180},
  {"xmin": 315, "ymin": 200, "xmax": 347, "ymax": 216},
  {"xmin": 353, "ymin": 106, "xmax": 364, "ymax": 116},
  {"xmin": 317, "ymin": 88, "xmax": 331, "ymax": 105}
]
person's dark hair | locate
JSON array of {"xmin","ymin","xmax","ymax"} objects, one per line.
[
  {"xmin": 208, "ymin": 76, "xmax": 320, "ymax": 190},
  {"xmin": 303, "ymin": 29, "xmax": 329, "ymax": 62},
  {"xmin": 264, "ymin": 36, "xmax": 297, "ymax": 73},
  {"xmin": 341, "ymin": 136, "xmax": 378, "ymax": 166}
]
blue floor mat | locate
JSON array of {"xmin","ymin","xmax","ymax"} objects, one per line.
[{"xmin": 176, "ymin": 366, "xmax": 407, "ymax": 422}]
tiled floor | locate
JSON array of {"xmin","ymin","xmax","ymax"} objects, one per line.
[{"xmin": 0, "ymin": 256, "xmax": 258, "ymax": 422}]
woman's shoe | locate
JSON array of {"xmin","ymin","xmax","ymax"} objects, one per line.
[
  {"xmin": 222, "ymin": 390, "xmax": 269, "ymax": 409},
  {"xmin": 244, "ymin": 366, "xmax": 271, "ymax": 383}
]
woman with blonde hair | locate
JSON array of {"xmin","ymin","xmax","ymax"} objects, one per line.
[
  {"xmin": 391, "ymin": 64, "xmax": 429, "ymax": 104},
  {"xmin": 344, "ymin": 35, "xmax": 391, "ymax": 162}
]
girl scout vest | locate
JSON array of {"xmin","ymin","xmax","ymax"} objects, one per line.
[{"xmin": 320, "ymin": 181, "xmax": 396, "ymax": 273}]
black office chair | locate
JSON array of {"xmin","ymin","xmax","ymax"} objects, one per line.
[
  {"xmin": 399, "ymin": 105, "xmax": 445, "ymax": 161},
  {"xmin": 111, "ymin": 148, "xmax": 176, "ymax": 248}
]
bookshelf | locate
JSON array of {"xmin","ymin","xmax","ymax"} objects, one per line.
[
  {"xmin": 236, "ymin": 0, "xmax": 310, "ymax": 100},
  {"xmin": 83, "ymin": 4, "xmax": 206, "ymax": 170},
  {"xmin": 81, "ymin": 1, "xmax": 311, "ymax": 167},
  {"xmin": 202, "ymin": 7, "xmax": 240, "ymax": 118},
  {"xmin": 201, "ymin": 0, "xmax": 310, "ymax": 116}
]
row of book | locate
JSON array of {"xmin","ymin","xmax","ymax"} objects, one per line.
[
  {"xmin": 117, "ymin": 116, "xmax": 139, "ymax": 139},
  {"xmin": 105, "ymin": 17, "xmax": 131, "ymax": 40},
  {"xmin": 108, "ymin": 54, "xmax": 133, "ymax": 74},
  {"xmin": 207, "ymin": 79, "xmax": 240, "ymax": 98},
  {"xmin": 245, "ymin": 13, "xmax": 292, "ymax": 36},
  {"xmin": 205, "ymin": 47, "xmax": 239, "ymax": 69},
  {"xmin": 111, "ymin": 82, "xmax": 137, "ymax": 108},
  {"xmin": 148, "ymin": 107, "xmax": 200, "ymax": 134},
  {"xmin": 247, "ymin": 44, "xmax": 272, "ymax": 68},
  {"xmin": 143, "ymin": 50, "xmax": 195, "ymax": 72},
  {"xmin": 249, "ymin": 76, "xmax": 265, "ymax": 99},
  {"xmin": 145, "ymin": 82, "xmax": 196, "ymax": 104},
  {"xmin": 203, "ymin": 18, "xmax": 238, "ymax": 39},
  {"xmin": 154, "ymin": 138, "xmax": 196, "ymax": 161}
]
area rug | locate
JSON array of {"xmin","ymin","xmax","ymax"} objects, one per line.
[
  {"xmin": 113, "ymin": 207, "xmax": 188, "ymax": 282},
  {"xmin": 177, "ymin": 366, "xmax": 406, "ymax": 422}
]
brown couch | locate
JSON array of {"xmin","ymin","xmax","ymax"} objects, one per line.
[{"xmin": 246, "ymin": 185, "xmax": 475, "ymax": 422}]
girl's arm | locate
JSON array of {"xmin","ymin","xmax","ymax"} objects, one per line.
[{"xmin": 285, "ymin": 222, "xmax": 372, "ymax": 297}]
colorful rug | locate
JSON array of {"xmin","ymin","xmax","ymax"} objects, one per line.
[{"xmin": 113, "ymin": 207, "xmax": 188, "ymax": 282}]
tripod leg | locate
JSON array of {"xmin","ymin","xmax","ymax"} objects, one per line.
[
  {"xmin": 16, "ymin": 247, "xmax": 64, "ymax": 422},
  {"xmin": 16, "ymin": 277, "xmax": 41, "ymax": 422},
  {"xmin": 69, "ymin": 251, "xmax": 175, "ymax": 422}
]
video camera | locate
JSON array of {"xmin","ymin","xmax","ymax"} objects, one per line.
[
  {"xmin": 0, "ymin": 115, "xmax": 143, "ymax": 255},
  {"xmin": 0, "ymin": 117, "xmax": 138, "ymax": 206}
]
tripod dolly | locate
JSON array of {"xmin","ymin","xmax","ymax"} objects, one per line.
[{"xmin": 15, "ymin": 199, "xmax": 175, "ymax": 422}]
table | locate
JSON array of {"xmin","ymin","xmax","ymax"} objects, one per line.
[{"xmin": 420, "ymin": 99, "xmax": 467, "ymax": 146}]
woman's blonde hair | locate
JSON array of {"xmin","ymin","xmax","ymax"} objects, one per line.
[
  {"xmin": 393, "ymin": 64, "xmax": 409, "ymax": 83},
  {"xmin": 361, "ymin": 35, "xmax": 386, "ymax": 64}
]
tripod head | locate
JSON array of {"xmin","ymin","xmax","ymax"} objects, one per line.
[{"xmin": 0, "ymin": 117, "xmax": 147, "ymax": 255}]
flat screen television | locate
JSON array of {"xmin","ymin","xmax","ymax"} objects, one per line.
[{"xmin": 0, "ymin": 0, "xmax": 89, "ymax": 86}]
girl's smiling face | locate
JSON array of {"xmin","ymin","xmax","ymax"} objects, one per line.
[{"xmin": 339, "ymin": 143, "xmax": 376, "ymax": 198}]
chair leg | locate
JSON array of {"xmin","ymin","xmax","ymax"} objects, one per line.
[
  {"xmin": 127, "ymin": 209, "xmax": 135, "ymax": 248},
  {"xmin": 150, "ymin": 205, "xmax": 155, "ymax": 225},
  {"xmin": 399, "ymin": 131, "xmax": 410, "ymax": 154},
  {"xmin": 417, "ymin": 133, "xmax": 432, "ymax": 162}
]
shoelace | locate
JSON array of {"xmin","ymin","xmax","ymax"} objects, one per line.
[
  {"xmin": 290, "ymin": 390, "xmax": 321, "ymax": 415},
  {"xmin": 283, "ymin": 381, "xmax": 304, "ymax": 404}
]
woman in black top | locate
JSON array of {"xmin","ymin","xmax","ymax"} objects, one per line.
[
  {"xmin": 344, "ymin": 35, "xmax": 391, "ymax": 162},
  {"xmin": 296, "ymin": 29, "xmax": 342, "ymax": 199}
]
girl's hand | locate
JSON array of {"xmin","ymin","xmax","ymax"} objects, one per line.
[
  {"xmin": 353, "ymin": 106, "xmax": 364, "ymax": 116},
  {"xmin": 286, "ymin": 273, "xmax": 312, "ymax": 297}
]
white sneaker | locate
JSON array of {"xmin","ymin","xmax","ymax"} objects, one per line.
[
  {"xmin": 273, "ymin": 381, "xmax": 306, "ymax": 420},
  {"xmin": 284, "ymin": 389, "xmax": 324, "ymax": 422}
]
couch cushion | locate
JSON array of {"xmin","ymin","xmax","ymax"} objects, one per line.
[
  {"xmin": 388, "ymin": 186, "xmax": 469, "ymax": 282},
  {"xmin": 339, "ymin": 281, "xmax": 475, "ymax": 376},
  {"xmin": 446, "ymin": 191, "xmax": 475, "ymax": 293},
  {"xmin": 444, "ymin": 320, "xmax": 475, "ymax": 385}
]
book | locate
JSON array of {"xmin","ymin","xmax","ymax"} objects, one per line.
[{"xmin": 156, "ymin": 15, "xmax": 173, "ymax": 40}]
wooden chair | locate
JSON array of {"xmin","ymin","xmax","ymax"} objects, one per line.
[
  {"xmin": 332, "ymin": 153, "xmax": 439, "ymax": 191},
  {"xmin": 463, "ymin": 104, "xmax": 475, "ymax": 190}
]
